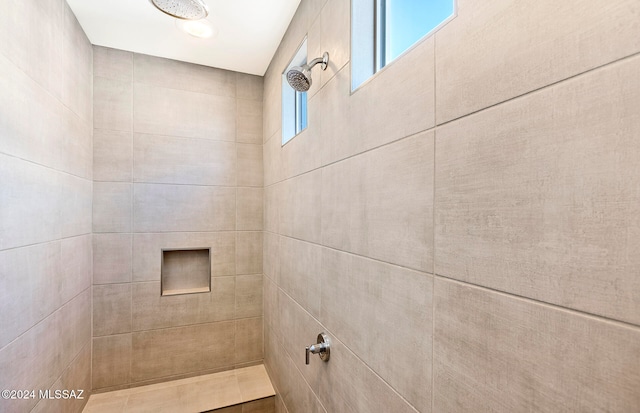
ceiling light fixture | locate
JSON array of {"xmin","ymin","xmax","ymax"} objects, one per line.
[
  {"xmin": 150, "ymin": 0, "xmax": 209, "ymax": 20},
  {"xmin": 175, "ymin": 18, "xmax": 217, "ymax": 39}
]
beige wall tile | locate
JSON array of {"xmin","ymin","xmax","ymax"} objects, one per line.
[
  {"xmin": 321, "ymin": 249, "xmax": 433, "ymax": 412},
  {"xmin": 262, "ymin": 69, "xmax": 282, "ymax": 143},
  {"xmin": 59, "ymin": 173, "xmax": 93, "ymax": 239},
  {"xmin": 319, "ymin": 0, "xmax": 350, "ymax": 86},
  {"xmin": 321, "ymin": 39, "xmax": 435, "ymax": 165},
  {"xmin": 322, "ymin": 131, "xmax": 434, "ymax": 272},
  {"xmin": 93, "ymin": 129, "xmax": 132, "ymax": 182},
  {"xmin": 132, "ymin": 277, "xmax": 235, "ymax": 331},
  {"xmin": 0, "ymin": 236, "xmax": 90, "ymax": 349},
  {"xmin": 0, "ymin": 52, "xmax": 63, "ymax": 171},
  {"xmin": 279, "ymin": 237, "xmax": 322, "ymax": 318},
  {"xmin": 93, "ymin": 234, "xmax": 132, "ymax": 285},
  {"xmin": 236, "ymin": 73, "xmax": 264, "ymax": 101},
  {"xmin": 93, "ymin": 46, "xmax": 133, "ymax": 82},
  {"xmin": 93, "ymin": 76, "xmax": 132, "ymax": 132},
  {"xmin": 0, "ymin": 291, "xmax": 90, "ymax": 413},
  {"xmin": 238, "ymin": 143, "xmax": 264, "ymax": 187},
  {"xmin": 435, "ymin": 0, "xmax": 640, "ymax": 123},
  {"xmin": 133, "ymin": 184, "xmax": 235, "ymax": 232},
  {"xmin": 0, "ymin": 155, "xmax": 61, "ymax": 250},
  {"xmin": 237, "ymin": 232, "xmax": 264, "ymax": 275},
  {"xmin": 134, "ymin": 53, "xmax": 236, "ymax": 97},
  {"xmin": 92, "ymin": 182, "xmax": 132, "ymax": 233},
  {"xmin": 61, "ymin": 3, "xmax": 92, "ymax": 124},
  {"xmin": 237, "ymin": 99, "xmax": 264, "ymax": 144},
  {"xmin": 434, "ymin": 277, "xmax": 640, "ymax": 412},
  {"xmin": 32, "ymin": 342, "xmax": 91, "ymax": 413},
  {"xmin": 435, "ymin": 55, "xmax": 640, "ymax": 325},
  {"xmin": 93, "ymin": 284, "xmax": 132, "ymax": 337},
  {"xmin": 263, "ymin": 132, "xmax": 283, "ymax": 187},
  {"xmin": 237, "ymin": 188, "xmax": 264, "ymax": 231},
  {"xmin": 133, "ymin": 133, "xmax": 236, "ymax": 186},
  {"xmin": 132, "ymin": 232, "xmax": 235, "ymax": 281},
  {"xmin": 133, "ymin": 83, "xmax": 236, "ymax": 141},
  {"xmin": 263, "ymin": 232, "xmax": 280, "ymax": 281},
  {"xmin": 0, "ymin": 0, "xmax": 64, "ymax": 100},
  {"xmin": 264, "ymin": 184, "xmax": 281, "ymax": 235},
  {"xmin": 131, "ymin": 321, "xmax": 236, "ymax": 382},
  {"xmin": 235, "ymin": 318, "xmax": 264, "ymax": 364},
  {"xmin": 59, "ymin": 107, "xmax": 93, "ymax": 179},
  {"xmin": 280, "ymin": 97, "xmax": 323, "ymax": 181},
  {"xmin": 263, "ymin": 276, "xmax": 279, "ymax": 336},
  {"xmin": 236, "ymin": 274, "xmax": 264, "ymax": 319},
  {"xmin": 279, "ymin": 170, "xmax": 322, "ymax": 244},
  {"xmin": 92, "ymin": 334, "xmax": 131, "ymax": 390}
]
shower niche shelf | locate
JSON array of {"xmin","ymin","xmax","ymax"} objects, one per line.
[{"xmin": 161, "ymin": 248, "xmax": 211, "ymax": 296}]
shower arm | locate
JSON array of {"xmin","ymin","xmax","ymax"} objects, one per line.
[{"xmin": 307, "ymin": 52, "xmax": 329, "ymax": 71}]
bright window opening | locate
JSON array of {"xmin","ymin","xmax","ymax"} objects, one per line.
[
  {"xmin": 352, "ymin": 0, "xmax": 455, "ymax": 90},
  {"xmin": 282, "ymin": 38, "xmax": 308, "ymax": 145}
]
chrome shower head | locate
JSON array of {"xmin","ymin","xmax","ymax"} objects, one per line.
[
  {"xmin": 286, "ymin": 52, "xmax": 329, "ymax": 92},
  {"xmin": 150, "ymin": 0, "xmax": 209, "ymax": 20}
]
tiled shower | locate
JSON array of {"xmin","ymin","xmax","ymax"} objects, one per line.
[{"xmin": 1, "ymin": 0, "xmax": 640, "ymax": 412}]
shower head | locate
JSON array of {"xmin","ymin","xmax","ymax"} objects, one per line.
[
  {"xmin": 150, "ymin": 0, "xmax": 209, "ymax": 20},
  {"xmin": 286, "ymin": 52, "xmax": 329, "ymax": 92}
]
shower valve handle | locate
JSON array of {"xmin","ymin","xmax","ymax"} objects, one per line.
[{"xmin": 305, "ymin": 333, "xmax": 331, "ymax": 365}]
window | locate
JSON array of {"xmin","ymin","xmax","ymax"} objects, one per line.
[
  {"xmin": 352, "ymin": 0, "xmax": 454, "ymax": 90},
  {"xmin": 282, "ymin": 38, "xmax": 308, "ymax": 145}
]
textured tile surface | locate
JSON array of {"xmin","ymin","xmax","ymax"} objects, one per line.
[
  {"xmin": 435, "ymin": 55, "xmax": 640, "ymax": 324},
  {"xmin": 435, "ymin": 0, "xmax": 640, "ymax": 123},
  {"xmin": 434, "ymin": 278, "xmax": 640, "ymax": 412}
]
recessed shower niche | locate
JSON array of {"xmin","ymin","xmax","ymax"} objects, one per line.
[{"xmin": 161, "ymin": 248, "xmax": 211, "ymax": 296}]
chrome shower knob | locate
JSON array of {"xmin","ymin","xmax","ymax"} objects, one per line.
[{"xmin": 305, "ymin": 332, "xmax": 330, "ymax": 365}]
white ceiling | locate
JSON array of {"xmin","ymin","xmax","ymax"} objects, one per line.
[{"xmin": 66, "ymin": 0, "xmax": 301, "ymax": 76}]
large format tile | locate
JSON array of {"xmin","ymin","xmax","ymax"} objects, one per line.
[
  {"xmin": 237, "ymin": 188, "xmax": 264, "ymax": 231},
  {"xmin": 0, "ymin": 52, "xmax": 63, "ymax": 171},
  {"xmin": 435, "ymin": 55, "xmax": 640, "ymax": 325},
  {"xmin": 92, "ymin": 334, "xmax": 132, "ymax": 390},
  {"xmin": 133, "ymin": 184, "xmax": 235, "ymax": 232},
  {"xmin": 0, "ymin": 235, "xmax": 91, "ymax": 349},
  {"xmin": 61, "ymin": 3, "xmax": 92, "ymax": 124},
  {"xmin": 59, "ymin": 107, "xmax": 93, "ymax": 179},
  {"xmin": 58, "ymin": 172, "xmax": 92, "ymax": 238},
  {"xmin": 93, "ymin": 46, "xmax": 133, "ymax": 82},
  {"xmin": 94, "ymin": 76, "xmax": 132, "ymax": 132},
  {"xmin": 321, "ymin": 249, "xmax": 433, "ymax": 412},
  {"xmin": 93, "ymin": 182, "xmax": 132, "ymax": 233},
  {"xmin": 236, "ymin": 73, "xmax": 263, "ymax": 102},
  {"xmin": 235, "ymin": 317, "xmax": 264, "ymax": 364},
  {"xmin": 236, "ymin": 232, "xmax": 264, "ymax": 275},
  {"xmin": 130, "ymin": 321, "xmax": 235, "ymax": 382},
  {"xmin": 132, "ymin": 232, "xmax": 235, "ymax": 281},
  {"xmin": 93, "ymin": 234, "xmax": 132, "ymax": 285},
  {"xmin": 0, "ymin": 290, "xmax": 90, "ymax": 413},
  {"xmin": 278, "ymin": 237, "xmax": 322, "ymax": 318},
  {"xmin": 434, "ymin": 278, "xmax": 640, "ymax": 412},
  {"xmin": 263, "ymin": 232, "xmax": 280, "ymax": 282},
  {"xmin": 93, "ymin": 129, "xmax": 133, "ymax": 182},
  {"xmin": 93, "ymin": 284, "xmax": 132, "ymax": 337},
  {"xmin": 32, "ymin": 343, "xmax": 91, "ymax": 413},
  {"xmin": 133, "ymin": 133, "xmax": 236, "ymax": 186},
  {"xmin": 237, "ymin": 144, "xmax": 264, "ymax": 187},
  {"xmin": 319, "ymin": 0, "xmax": 350, "ymax": 86},
  {"xmin": 279, "ymin": 170, "xmax": 322, "ymax": 244},
  {"xmin": 322, "ymin": 131, "xmax": 434, "ymax": 272},
  {"xmin": 132, "ymin": 277, "xmax": 235, "ymax": 331},
  {"xmin": 133, "ymin": 83, "xmax": 236, "ymax": 141},
  {"xmin": 435, "ymin": 0, "xmax": 640, "ymax": 123},
  {"xmin": 321, "ymin": 38, "xmax": 435, "ymax": 165},
  {"xmin": 134, "ymin": 53, "xmax": 236, "ymax": 97},
  {"xmin": 235, "ymin": 274, "xmax": 264, "ymax": 319},
  {"xmin": 237, "ymin": 99, "xmax": 263, "ymax": 144},
  {"xmin": 0, "ymin": 0, "xmax": 64, "ymax": 100},
  {"xmin": 0, "ymin": 155, "xmax": 61, "ymax": 250}
]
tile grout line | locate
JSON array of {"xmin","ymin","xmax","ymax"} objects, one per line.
[{"xmin": 129, "ymin": 53, "xmax": 135, "ymax": 389}]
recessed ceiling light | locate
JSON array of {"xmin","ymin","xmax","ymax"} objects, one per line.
[{"xmin": 175, "ymin": 18, "xmax": 217, "ymax": 39}]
